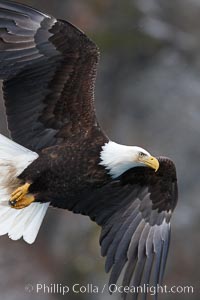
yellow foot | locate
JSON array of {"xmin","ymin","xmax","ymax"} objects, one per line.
[
  {"xmin": 9, "ymin": 183, "xmax": 35, "ymax": 209},
  {"xmin": 10, "ymin": 195, "xmax": 35, "ymax": 209}
]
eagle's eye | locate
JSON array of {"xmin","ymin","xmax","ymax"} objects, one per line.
[{"xmin": 139, "ymin": 152, "xmax": 146, "ymax": 158}]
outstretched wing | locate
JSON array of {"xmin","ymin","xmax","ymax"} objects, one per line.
[
  {"xmin": 71, "ymin": 157, "xmax": 178, "ymax": 300},
  {"xmin": 0, "ymin": 0, "xmax": 100, "ymax": 151}
]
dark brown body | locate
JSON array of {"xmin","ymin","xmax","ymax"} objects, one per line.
[{"xmin": 19, "ymin": 127, "xmax": 110, "ymax": 209}]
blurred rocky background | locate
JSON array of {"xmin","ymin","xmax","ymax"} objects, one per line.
[{"xmin": 0, "ymin": 0, "xmax": 200, "ymax": 299}]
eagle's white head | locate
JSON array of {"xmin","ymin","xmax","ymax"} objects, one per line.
[{"xmin": 99, "ymin": 141, "xmax": 159, "ymax": 178}]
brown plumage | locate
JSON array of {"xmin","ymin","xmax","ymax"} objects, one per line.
[{"xmin": 0, "ymin": 1, "xmax": 178, "ymax": 300}]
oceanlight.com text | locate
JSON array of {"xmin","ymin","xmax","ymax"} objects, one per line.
[{"xmin": 25, "ymin": 283, "xmax": 194, "ymax": 296}]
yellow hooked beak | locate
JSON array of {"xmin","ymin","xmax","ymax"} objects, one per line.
[{"xmin": 139, "ymin": 155, "xmax": 159, "ymax": 172}]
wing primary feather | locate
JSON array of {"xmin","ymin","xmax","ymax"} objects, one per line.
[
  {"xmin": 108, "ymin": 222, "xmax": 149, "ymax": 288},
  {"xmin": 0, "ymin": 0, "xmax": 49, "ymax": 19},
  {"xmin": 115, "ymin": 213, "xmax": 143, "ymax": 262},
  {"xmin": 121, "ymin": 219, "xmax": 146, "ymax": 289},
  {"xmin": 159, "ymin": 222, "xmax": 171, "ymax": 284},
  {"xmin": 101, "ymin": 199, "xmax": 140, "ymax": 257},
  {"xmin": 126, "ymin": 224, "xmax": 151, "ymax": 300},
  {"xmin": 153, "ymin": 226, "xmax": 163, "ymax": 300},
  {"xmin": 108, "ymin": 257, "xmax": 127, "ymax": 293},
  {"xmin": 138, "ymin": 223, "xmax": 151, "ymax": 261},
  {"xmin": 140, "ymin": 226, "xmax": 155, "ymax": 300},
  {"xmin": 99, "ymin": 195, "xmax": 138, "ymax": 246},
  {"xmin": 129, "ymin": 258, "xmax": 146, "ymax": 300},
  {"xmin": 101, "ymin": 222, "xmax": 122, "ymax": 257},
  {"xmin": 141, "ymin": 253, "xmax": 154, "ymax": 300},
  {"xmin": 105, "ymin": 206, "xmax": 141, "ymax": 272},
  {"xmin": 101, "ymin": 221, "xmax": 124, "ymax": 257}
]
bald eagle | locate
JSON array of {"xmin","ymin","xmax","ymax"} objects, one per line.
[{"xmin": 0, "ymin": 1, "xmax": 178, "ymax": 299}]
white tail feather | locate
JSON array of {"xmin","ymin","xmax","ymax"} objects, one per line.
[{"xmin": 0, "ymin": 134, "xmax": 50, "ymax": 244}]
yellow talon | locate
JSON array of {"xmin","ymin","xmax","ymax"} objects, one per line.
[
  {"xmin": 10, "ymin": 183, "xmax": 30, "ymax": 200},
  {"xmin": 9, "ymin": 183, "xmax": 34, "ymax": 209},
  {"xmin": 10, "ymin": 195, "xmax": 35, "ymax": 209}
]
